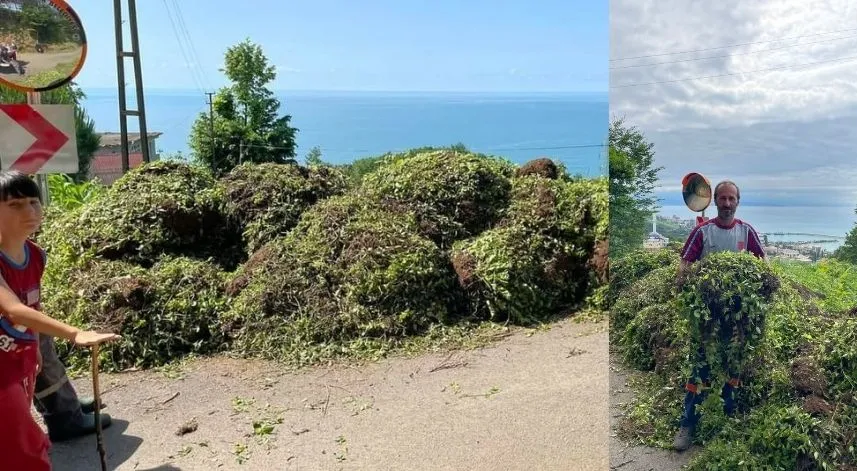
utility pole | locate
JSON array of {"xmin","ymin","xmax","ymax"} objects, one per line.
[
  {"xmin": 113, "ymin": 0, "xmax": 151, "ymax": 173},
  {"xmin": 206, "ymin": 91, "xmax": 215, "ymax": 157}
]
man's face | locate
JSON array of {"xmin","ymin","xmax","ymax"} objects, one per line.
[{"xmin": 715, "ymin": 184, "xmax": 739, "ymax": 221}]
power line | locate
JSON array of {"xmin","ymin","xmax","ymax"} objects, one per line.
[
  {"xmin": 611, "ymin": 26, "xmax": 857, "ymax": 62},
  {"xmin": 170, "ymin": 0, "xmax": 212, "ymax": 91},
  {"xmin": 610, "ymin": 53, "xmax": 857, "ymax": 88},
  {"xmin": 161, "ymin": 0, "xmax": 206, "ymax": 93},
  {"xmin": 610, "ymin": 33, "xmax": 857, "ymax": 70}
]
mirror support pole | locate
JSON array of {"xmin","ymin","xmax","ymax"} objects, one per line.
[{"xmin": 113, "ymin": 0, "xmax": 151, "ymax": 174}]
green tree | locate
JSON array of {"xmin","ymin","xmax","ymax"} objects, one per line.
[
  {"xmin": 608, "ymin": 117, "xmax": 663, "ymax": 258},
  {"xmin": 189, "ymin": 39, "xmax": 298, "ymax": 175},
  {"xmin": 304, "ymin": 146, "xmax": 324, "ymax": 166},
  {"xmin": 834, "ymin": 219, "xmax": 857, "ymax": 263},
  {"xmin": 18, "ymin": 1, "xmax": 72, "ymax": 45},
  {"xmin": 0, "ymin": 82, "xmax": 99, "ymax": 182}
]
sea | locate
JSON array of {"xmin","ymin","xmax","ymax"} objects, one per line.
[
  {"xmin": 79, "ymin": 89, "xmax": 609, "ymax": 177},
  {"xmin": 659, "ymin": 205, "xmax": 856, "ymax": 251}
]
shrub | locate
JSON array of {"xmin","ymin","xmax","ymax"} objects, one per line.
[
  {"xmin": 46, "ymin": 257, "xmax": 228, "ymax": 372},
  {"xmin": 619, "ymin": 299, "xmax": 688, "ymax": 374},
  {"xmin": 62, "ymin": 161, "xmax": 239, "ymax": 268},
  {"xmin": 46, "ymin": 174, "xmax": 106, "ymax": 211},
  {"xmin": 223, "ymin": 194, "xmax": 458, "ymax": 363},
  {"xmin": 609, "ymin": 265, "xmax": 677, "ymax": 336},
  {"xmin": 360, "ymin": 149, "xmax": 515, "ymax": 247},
  {"xmin": 611, "ymin": 248, "xmax": 857, "ymax": 468},
  {"xmin": 608, "ymin": 248, "xmax": 679, "ymax": 306},
  {"xmin": 679, "ymin": 251, "xmax": 779, "ymax": 384},
  {"xmin": 219, "ymin": 162, "xmax": 348, "ymax": 253},
  {"xmin": 450, "ymin": 225, "xmax": 589, "ymax": 324},
  {"xmin": 503, "ymin": 175, "xmax": 606, "ymax": 242}
]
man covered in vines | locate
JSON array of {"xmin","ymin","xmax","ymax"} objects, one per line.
[{"xmin": 673, "ymin": 180, "xmax": 766, "ymax": 451}]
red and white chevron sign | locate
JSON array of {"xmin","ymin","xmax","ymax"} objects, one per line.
[{"xmin": 0, "ymin": 104, "xmax": 78, "ymax": 174}]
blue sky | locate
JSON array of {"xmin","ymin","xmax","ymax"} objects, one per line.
[{"xmin": 71, "ymin": 0, "xmax": 606, "ymax": 92}]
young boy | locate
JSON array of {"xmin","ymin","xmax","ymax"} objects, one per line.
[{"xmin": 0, "ymin": 170, "xmax": 120, "ymax": 470}]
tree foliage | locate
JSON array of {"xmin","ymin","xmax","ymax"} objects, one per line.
[
  {"xmin": 834, "ymin": 215, "xmax": 857, "ymax": 264},
  {"xmin": 608, "ymin": 117, "xmax": 663, "ymax": 259},
  {"xmin": 18, "ymin": 1, "xmax": 72, "ymax": 44},
  {"xmin": 189, "ymin": 39, "xmax": 298, "ymax": 176}
]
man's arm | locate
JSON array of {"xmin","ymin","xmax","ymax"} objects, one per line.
[
  {"xmin": 677, "ymin": 226, "xmax": 703, "ymax": 289},
  {"xmin": 747, "ymin": 226, "xmax": 766, "ymax": 260}
]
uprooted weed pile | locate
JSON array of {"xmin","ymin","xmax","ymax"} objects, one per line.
[
  {"xmin": 40, "ymin": 150, "xmax": 607, "ymax": 372},
  {"xmin": 611, "ymin": 247, "xmax": 857, "ymax": 470}
]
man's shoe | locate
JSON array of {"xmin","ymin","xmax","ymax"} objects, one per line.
[
  {"xmin": 673, "ymin": 426, "xmax": 694, "ymax": 451},
  {"xmin": 48, "ymin": 412, "xmax": 113, "ymax": 442},
  {"xmin": 79, "ymin": 396, "xmax": 106, "ymax": 414}
]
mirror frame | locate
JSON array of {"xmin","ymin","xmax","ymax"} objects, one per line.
[{"xmin": 0, "ymin": 0, "xmax": 88, "ymax": 93}]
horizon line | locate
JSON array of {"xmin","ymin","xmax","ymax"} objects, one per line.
[
  {"xmin": 78, "ymin": 87, "xmax": 608, "ymax": 95},
  {"xmin": 657, "ymin": 203, "xmax": 855, "ymax": 208}
]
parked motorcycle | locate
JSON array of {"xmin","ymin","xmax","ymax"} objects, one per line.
[{"xmin": 0, "ymin": 44, "xmax": 24, "ymax": 75}]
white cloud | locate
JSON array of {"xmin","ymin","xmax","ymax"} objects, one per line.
[{"xmin": 611, "ymin": 0, "xmax": 857, "ymax": 206}]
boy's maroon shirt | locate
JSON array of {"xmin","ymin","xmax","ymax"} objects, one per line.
[{"xmin": 0, "ymin": 240, "xmax": 46, "ymax": 389}]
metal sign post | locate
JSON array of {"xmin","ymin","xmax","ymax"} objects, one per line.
[{"xmin": 26, "ymin": 92, "xmax": 50, "ymax": 206}]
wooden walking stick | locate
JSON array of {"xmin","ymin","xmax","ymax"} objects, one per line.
[{"xmin": 90, "ymin": 343, "xmax": 107, "ymax": 471}]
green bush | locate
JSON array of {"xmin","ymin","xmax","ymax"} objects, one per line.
[
  {"xmin": 61, "ymin": 161, "xmax": 239, "ymax": 268},
  {"xmin": 46, "ymin": 174, "xmax": 106, "ymax": 211},
  {"xmin": 687, "ymin": 404, "xmax": 819, "ymax": 471},
  {"xmin": 609, "ymin": 265, "xmax": 677, "ymax": 335},
  {"xmin": 219, "ymin": 162, "xmax": 348, "ymax": 253},
  {"xmin": 33, "ymin": 147, "xmax": 608, "ymax": 374},
  {"xmin": 680, "ymin": 251, "xmax": 779, "ymax": 385},
  {"xmin": 608, "ymin": 248, "xmax": 679, "ymax": 306},
  {"xmin": 223, "ymin": 193, "xmax": 458, "ymax": 364},
  {"xmin": 505, "ymin": 174, "xmax": 609, "ymax": 284},
  {"xmin": 360, "ymin": 149, "xmax": 515, "ymax": 247},
  {"xmin": 446, "ymin": 175, "xmax": 608, "ymax": 324},
  {"xmin": 503, "ymin": 175, "xmax": 607, "ymax": 243},
  {"xmin": 46, "ymin": 257, "xmax": 228, "ymax": 372},
  {"xmin": 450, "ymin": 225, "xmax": 588, "ymax": 324},
  {"xmin": 619, "ymin": 300, "xmax": 688, "ymax": 373}
]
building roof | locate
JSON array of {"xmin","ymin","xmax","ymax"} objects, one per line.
[{"xmin": 97, "ymin": 132, "xmax": 163, "ymax": 147}]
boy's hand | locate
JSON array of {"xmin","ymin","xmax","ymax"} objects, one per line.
[{"xmin": 73, "ymin": 331, "xmax": 121, "ymax": 347}]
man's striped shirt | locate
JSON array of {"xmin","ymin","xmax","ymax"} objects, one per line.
[{"xmin": 680, "ymin": 218, "xmax": 765, "ymax": 263}]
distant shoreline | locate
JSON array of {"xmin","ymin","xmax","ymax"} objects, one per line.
[{"xmin": 79, "ymin": 88, "xmax": 608, "ymax": 100}]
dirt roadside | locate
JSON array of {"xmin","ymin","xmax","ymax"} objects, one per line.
[
  {"xmin": 608, "ymin": 350, "xmax": 697, "ymax": 471},
  {"xmin": 47, "ymin": 318, "xmax": 609, "ymax": 471},
  {"xmin": 0, "ymin": 48, "xmax": 82, "ymax": 80}
]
